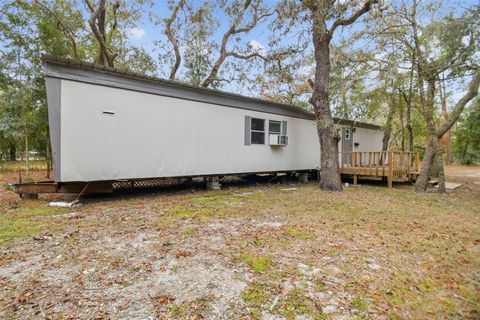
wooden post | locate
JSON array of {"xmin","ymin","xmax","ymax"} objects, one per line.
[
  {"xmin": 387, "ymin": 152, "xmax": 393, "ymax": 188},
  {"xmin": 353, "ymin": 174, "xmax": 358, "ymax": 185}
]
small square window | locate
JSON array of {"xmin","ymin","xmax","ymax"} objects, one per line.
[
  {"xmin": 251, "ymin": 118, "xmax": 265, "ymax": 131},
  {"xmin": 269, "ymin": 121, "xmax": 281, "ymax": 134},
  {"xmin": 250, "ymin": 118, "xmax": 265, "ymax": 144},
  {"xmin": 251, "ymin": 131, "xmax": 265, "ymax": 144}
]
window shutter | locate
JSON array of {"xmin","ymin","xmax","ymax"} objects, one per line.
[
  {"xmin": 281, "ymin": 121, "xmax": 287, "ymax": 135},
  {"xmin": 244, "ymin": 116, "xmax": 251, "ymax": 145}
]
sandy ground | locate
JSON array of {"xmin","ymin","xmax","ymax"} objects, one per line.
[{"xmin": 0, "ymin": 166, "xmax": 479, "ymax": 319}]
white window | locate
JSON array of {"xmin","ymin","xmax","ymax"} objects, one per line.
[
  {"xmin": 345, "ymin": 128, "xmax": 351, "ymax": 140},
  {"xmin": 251, "ymin": 118, "xmax": 265, "ymax": 144},
  {"xmin": 269, "ymin": 120, "xmax": 282, "ymax": 135}
]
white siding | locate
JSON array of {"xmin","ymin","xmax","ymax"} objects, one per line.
[
  {"xmin": 59, "ymin": 80, "xmax": 320, "ymax": 182},
  {"xmin": 353, "ymin": 127, "xmax": 384, "ymax": 151}
]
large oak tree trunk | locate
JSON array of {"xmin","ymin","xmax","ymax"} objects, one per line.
[
  {"xmin": 415, "ymin": 71, "xmax": 480, "ymax": 192},
  {"xmin": 414, "ymin": 135, "xmax": 437, "ymax": 191},
  {"xmin": 311, "ymin": 31, "xmax": 342, "ymax": 191},
  {"xmin": 308, "ymin": 0, "xmax": 380, "ymax": 191},
  {"xmin": 415, "ymin": 135, "xmax": 446, "ymax": 192}
]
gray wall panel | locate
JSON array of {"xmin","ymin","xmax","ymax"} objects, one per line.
[
  {"xmin": 46, "ymin": 63, "xmax": 316, "ymax": 120},
  {"xmin": 45, "ymin": 77, "xmax": 61, "ymax": 181}
]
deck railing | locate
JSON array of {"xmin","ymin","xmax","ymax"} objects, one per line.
[{"xmin": 338, "ymin": 151, "xmax": 420, "ymax": 187}]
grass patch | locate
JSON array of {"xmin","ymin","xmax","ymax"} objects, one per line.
[
  {"xmin": 240, "ymin": 253, "xmax": 273, "ymax": 273},
  {"xmin": 314, "ymin": 279, "xmax": 326, "ymax": 292},
  {"xmin": 242, "ymin": 282, "xmax": 271, "ymax": 306},
  {"xmin": 284, "ymin": 226, "xmax": 315, "ymax": 240},
  {"xmin": 459, "ymin": 284, "xmax": 479, "ymax": 309},
  {"xmin": 182, "ymin": 226, "xmax": 196, "ymax": 235},
  {"xmin": 0, "ymin": 160, "xmax": 48, "ymax": 173},
  {"xmin": 170, "ymin": 303, "xmax": 190, "ymax": 319},
  {"xmin": 242, "ymin": 281, "xmax": 282, "ymax": 319},
  {"xmin": 351, "ymin": 297, "xmax": 368, "ymax": 311},
  {"xmin": 275, "ymin": 288, "xmax": 325, "ymax": 320},
  {"xmin": 158, "ymin": 217, "xmax": 179, "ymax": 230},
  {"xmin": 0, "ymin": 205, "xmax": 67, "ymax": 244}
]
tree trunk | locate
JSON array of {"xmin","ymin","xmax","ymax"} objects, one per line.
[
  {"xmin": 430, "ymin": 148, "xmax": 440, "ymax": 178},
  {"xmin": 399, "ymin": 104, "xmax": 405, "ymax": 151},
  {"xmin": 9, "ymin": 144, "xmax": 16, "ymax": 161},
  {"xmin": 414, "ymin": 135, "xmax": 438, "ymax": 191},
  {"xmin": 311, "ymin": 30, "xmax": 342, "ymax": 191},
  {"xmin": 382, "ymin": 89, "xmax": 395, "ymax": 151},
  {"xmin": 24, "ymin": 123, "xmax": 29, "ymax": 177},
  {"xmin": 406, "ymin": 55, "xmax": 415, "ymax": 153},
  {"xmin": 414, "ymin": 76, "xmax": 439, "ymax": 191},
  {"xmin": 462, "ymin": 139, "xmax": 470, "ymax": 163},
  {"xmin": 440, "ymin": 77, "xmax": 452, "ymax": 164},
  {"xmin": 435, "ymin": 142, "xmax": 446, "ymax": 192},
  {"xmin": 308, "ymin": 0, "xmax": 379, "ymax": 191}
]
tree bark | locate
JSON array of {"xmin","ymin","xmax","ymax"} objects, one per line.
[
  {"xmin": 382, "ymin": 86, "xmax": 395, "ymax": 151},
  {"xmin": 406, "ymin": 106, "xmax": 414, "ymax": 152},
  {"xmin": 406, "ymin": 60, "xmax": 414, "ymax": 152},
  {"xmin": 414, "ymin": 77, "xmax": 438, "ymax": 191},
  {"xmin": 9, "ymin": 144, "xmax": 16, "ymax": 161},
  {"xmin": 85, "ymin": 0, "xmax": 118, "ymax": 67},
  {"xmin": 165, "ymin": 0, "xmax": 185, "ymax": 80},
  {"xmin": 411, "ymin": 0, "xmax": 479, "ymax": 192},
  {"xmin": 308, "ymin": 0, "xmax": 380, "ymax": 191},
  {"xmin": 399, "ymin": 104, "xmax": 405, "ymax": 151},
  {"xmin": 311, "ymin": 10, "xmax": 342, "ymax": 191},
  {"xmin": 440, "ymin": 75, "xmax": 452, "ymax": 164},
  {"xmin": 414, "ymin": 135, "xmax": 437, "ymax": 191}
]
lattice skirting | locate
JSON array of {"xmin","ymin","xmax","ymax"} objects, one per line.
[{"xmin": 112, "ymin": 175, "xmax": 243, "ymax": 191}]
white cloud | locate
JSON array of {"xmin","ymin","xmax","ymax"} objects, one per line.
[
  {"xmin": 249, "ymin": 40, "xmax": 265, "ymax": 55},
  {"xmin": 129, "ymin": 27, "xmax": 146, "ymax": 40}
]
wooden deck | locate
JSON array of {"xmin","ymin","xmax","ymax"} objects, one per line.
[{"xmin": 339, "ymin": 151, "xmax": 420, "ymax": 188}]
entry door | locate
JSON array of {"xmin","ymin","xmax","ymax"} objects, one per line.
[{"xmin": 342, "ymin": 127, "xmax": 353, "ymax": 166}]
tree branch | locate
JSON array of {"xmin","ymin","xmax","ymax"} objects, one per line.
[
  {"xmin": 227, "ymin": 51, "xmax": 266, "ymax": 60},
  {"xmin": 85, "ymin": 0, "xmax": 117, "ymax": 67},
  {"xmin": 201, "ymin": 0, "xmax": 272, "ymax": 88},
  {"xmin": 33, "ymin": 0, "xmax": 80, "ymax": 60},
  {"xmin": 164, "ymin": 0, "xmax": 185, "ymax": 80},
  {"xmin": 436, "ymin": 69, "xmax": 480, "ymax": 138},
  {"xmin": 107, "ymin": 1, "xmax": 120, "ymax": 44},
  {"xmin": 328, "ymin": 0, "xmax": 382, "ymax": 37}
]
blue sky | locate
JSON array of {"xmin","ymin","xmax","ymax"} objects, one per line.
[
  {"xmin": 127, "ymin": 0, "xmax": 283, "ymax": 82},
  {"xmin": 127, "ymin": 0, "xmax": 478, "ymax": 82},
  {"xmin": 128, "ymin": 0, "xmax": 479, "ymax": 45},
  {"xmin": 129, "ymin": 0, "xmax": 280, "ymax": 49}
]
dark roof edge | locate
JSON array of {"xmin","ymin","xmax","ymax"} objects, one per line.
[
  {"xmin": 333, "ymin": 118, "xmax": 382, "ymax": 130},
  {"xmin": 42, "ymin": 55, "xmax": 382, "ymax": 130}
]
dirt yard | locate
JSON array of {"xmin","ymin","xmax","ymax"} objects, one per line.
[{"xmin": 1, "ymin": 166, "xmax": 479, "ymax": 319}]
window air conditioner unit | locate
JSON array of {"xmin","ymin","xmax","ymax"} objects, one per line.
[{"xmin": 269, "ymin": 134, "xmax": 288, "ymax": 146}]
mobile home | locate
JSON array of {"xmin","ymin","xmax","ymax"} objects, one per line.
[{"xmin": 44, "ymin": 56, "xmax": 383, "ymax": 184}]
